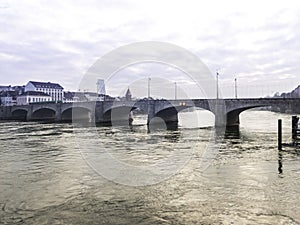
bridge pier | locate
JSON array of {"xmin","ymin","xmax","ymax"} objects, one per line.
[
  {"xmin": 95, "ymin": 102, "xmax": 104, "ymax": 124},
  {"xmin": 55, "ymin": 103, "xmax": 62, "ymax": 122},
  {"xmin": 26, "ymin": 105, "xmax": 33, "ymax": 121},
  {"xmin": 146, "ymin": 100, "xmax": 156, "ymax": 127},
  {"xmin": 211, "ymin": 100, "xmax": 226, "ymax": 128},
  {"xmin": 0, "ymin": 106, "xmax": 13, "ymax": 120}
]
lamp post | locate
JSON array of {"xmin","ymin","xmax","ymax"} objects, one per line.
[
  {"xmin": 235, "ymin": 77, "xmax": 238, "ymax": 99},
  {"xmin": 147, "ymin": 77, "xmax": 151, "ymax": 125},
  {"xmin": 148, "ymin": 77, "xmax": 151, "ymax": 99},
  {"xmin": 216, "ymin": 72, "xmax": 219, "ymax": 99},
  {"xmin": 174, "ymin": 82, "xmax": 177, "ymax": 100}
]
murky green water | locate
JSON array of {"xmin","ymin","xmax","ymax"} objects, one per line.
[{"xmin": 0, "ymin": 110, "xmax": 299, "ymax": 224}]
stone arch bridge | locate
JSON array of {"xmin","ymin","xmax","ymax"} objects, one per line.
[{"xmin": 1, "ymin": 98, "xmax": 299, "ymax": 130}]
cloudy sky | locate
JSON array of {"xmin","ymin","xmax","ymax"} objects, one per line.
[{"xmin": 1, "ymin": 0, "xmax": 300, "ymax": 98}]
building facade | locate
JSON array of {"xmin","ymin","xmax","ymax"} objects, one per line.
[
  {"xmin": 63, "ymin": 91, "xmax": 103, "ymax": 102},
  {"xmin": 17, "ymin": 91, "xmax": 52, "ymax": 105},
  {"xmin": 0, "ymin": 91, "xmax": 18, "ymax": 106},
  {"xmin": 25, "ymin": 81, "xmax": 64, "ymax": 102},
  {"xmin": 0, "ymin": 86, "xmax": 13, "ymax": 92},
  {"xmin": 63, "ymin": 91, "xmax": 88, "ymax": 103}
]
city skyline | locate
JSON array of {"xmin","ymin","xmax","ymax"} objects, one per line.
[
  {"xmin": 2, "ymin": 75, "xmax": 300, "ymax": 100},
  {"xmin": 1, "ymin": 0, "xmax": 300, "ymax": 98}
]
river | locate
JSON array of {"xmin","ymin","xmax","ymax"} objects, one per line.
[{"xmin": 0, "ymin": 110, "xmax": 299, "ymax": 224}]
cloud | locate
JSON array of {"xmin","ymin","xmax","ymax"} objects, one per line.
[{"xmin": 1, "ymin": 0, "xmax": 300, "ymax": 98}]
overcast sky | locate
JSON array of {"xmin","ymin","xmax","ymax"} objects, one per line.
[{"xmin": 1, "ymin": 0, "xmax": 300, "ymax": 98}]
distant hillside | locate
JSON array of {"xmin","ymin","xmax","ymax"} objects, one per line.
[
  {"xmin": 274, "ymin": 85, "xmax": 300, "ymax": 98},
  {"xmin": 271, "ymin": 85, "xmax": 300, "ymax": 113}
]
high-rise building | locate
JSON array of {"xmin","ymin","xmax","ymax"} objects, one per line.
[{"xmin": 97, "ymin": 79, "xmax": 106, "ymax": 95}]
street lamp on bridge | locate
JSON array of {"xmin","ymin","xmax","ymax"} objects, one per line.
[
  {"xmin": 174, "ymin": 82, "xmax": 177, "ymax": 100},
  {"xmin": 235, "ymin": 77, "xmax": 238, "ymax": 99},
  {"xmin": 216, "ymin": 71, "xmax": 219, "ymax": 99},
  {"xmin": 148, "ymin": 77, "xmax": 151, "ymax": 99}
]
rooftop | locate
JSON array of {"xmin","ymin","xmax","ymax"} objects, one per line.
[
  {"xmin": 0, "ymin": 90, "xmax": 18, "ymax": 97},
  {"xmin": 28, "ymin": 81, "xmax": 63, "ymax": 89}
]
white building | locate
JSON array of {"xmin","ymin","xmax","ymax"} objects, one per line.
[
  {"xmin": 17, "ymin": 91, "xmax": 52, "ymax": 105},
  {"xmin": 97, "ymin": 79, "xmax": 106, "ymax": 95},
  {"xmin": 25, "ymin": 81, "xmax": 64, "ymax": 102}
]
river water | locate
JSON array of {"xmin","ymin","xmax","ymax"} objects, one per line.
[{"xmin": 0, "ymin": 110, "xmax": 300, "ymax": 225}]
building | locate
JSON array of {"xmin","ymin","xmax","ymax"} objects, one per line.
[
  {"xmin": 0, "ymin": 86, "xmax": 13, "ymax": 92},
  {"xmin": 83, "ymin": 92, "xmax": 99, "ymax": 101},
  {"xmin": 63, "ymin": 91, "xmax": 88, "ymax": 103},
  {"xmin": 0, "ymin": 85, "xmax": 25, "ymax": 106},
  {"xmin": 97, "ymin": 79, "xmax": 106, "ymax": 95},
  {"xmin": 0, "ymin": 91, "xmax": 18, "ymax": 106},
  {"xmin": 99, "ymin": 94, "xmax": 115, "ymax": 101},
  {"xmin": 13, "ymin": 85, "xmax": 25, "ymax": 95},
  {"xmin": 17, "ymin": 91, "xmax": 52, "ymax": 105},
  {"xmin": 63, "ymin": 91, "xmax": 100, "ymax": 102},
  {"xmin": 0, "ymin": 85, "xmax": 24, "ymax": 94},
  {"xmin": 63, "ymin": 91, "xmax": 115, "ymax": 102},
  {"xmin": 63, "ymin": 91, "xmax": 77, "ymax": 103},
  {"xmin": 25, "ymin": 81, "xmax": 64, "ymax": 102}
]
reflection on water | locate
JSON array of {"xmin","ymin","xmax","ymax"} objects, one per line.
[
  {"xmin": 224, "ymin": 126, "xmax": 241, "ymax": 139},
  {"xmin": 278, "ymin": 151, "xmax": 283, "ymax": 174},
  {"xmin": 0, "ymin": 110, "xmax": 300, "ymax": 224}
]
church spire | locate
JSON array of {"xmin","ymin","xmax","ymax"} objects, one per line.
[{"xmin": 125, "ymin": 87, "xmax": 132, "ymax": 100}]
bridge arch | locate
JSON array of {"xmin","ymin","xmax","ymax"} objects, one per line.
[
  {"xmin": 226, "ymin": 105, "xmax": 270, "ymax": 128},
  {"xmin": 178, "ymin": 107, "xmax": 215, "ymax": 128},
  {"xmin": 153, "ymin": 106, "xmax": 180, "ymax": 130},
  {"xmin": 11, "ymin": 109, "xmax": 28, "ymax": 121},
  {"xmin": 153, "ymin": 105, "xmax": 214, "ymax": 130},
  {"xmin": 61, "ymin": 107, "xmax": 92, "ymax": 122},
  {"xmin": 31, "ymin": 108, "xmax": 56, "ymax": 121},
  {"xmin": 103, "ymin": 106, "xmax": 137, "ymax": 125}
]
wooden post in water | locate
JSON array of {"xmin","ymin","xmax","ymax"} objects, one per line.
[
  {"xmin": 292, "ymin": 116, "xmax": 299, "ymax": 145},
  {"xmin": 278, "ymin": 119, "xmax": 282, "ymax": 150}
]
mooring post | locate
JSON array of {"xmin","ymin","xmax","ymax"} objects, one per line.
[
  {"xmin": 292, "ymin": 116, "xmax": 299, "ymax": 145},
  {"xmin": 278, "ymin": 119, "xmax": 282, "ymax": 150}
]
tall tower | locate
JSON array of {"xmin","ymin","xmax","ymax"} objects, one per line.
[{"xmin": 97, "ymin": 79, "xmax": 106, "ymax": 95}]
